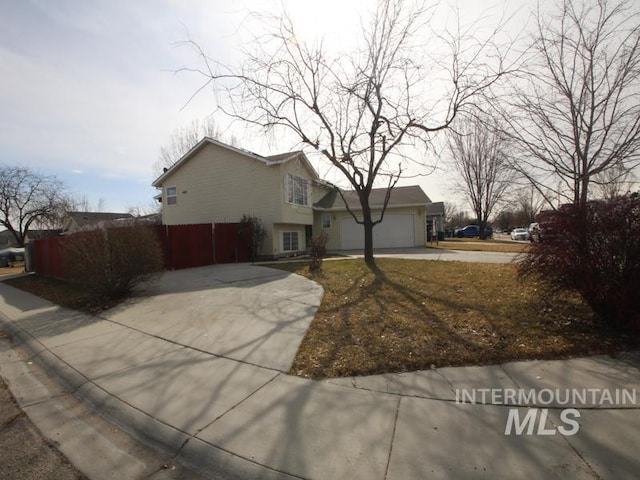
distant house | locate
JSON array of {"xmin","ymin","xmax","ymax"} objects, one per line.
[
  {"xmin": 61, "ymin": 212, "xmax": 134, "ymax": 234},
  {"xmin": 152, "ymin": 137, "xmax": 430, "ymax": 256},
  {"xmin": 0, "ymin": 230, "xmax": 15, "ymax": 249},
  {"xmin": 426, "ymin": 201, "xmax": 445, "ymax": 241},
  {"xmin": 24, "ymin": 229, "xmax": 62, "ymax": 243}
]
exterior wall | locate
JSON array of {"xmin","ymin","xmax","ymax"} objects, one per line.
[
  {"xmin": 316, "ymin": 206, "xmax": 426, "ymax": 250},
  {"xmin": 272, "ymin": 223, "xmax": 307, "ymax": 256},
  {"xmin": 158, "ymin": 142, "xmax": 320, "ymax": 257},
  {"xmin": 159, "ymin": 142, "xmax": 284, "ymax": 255}
]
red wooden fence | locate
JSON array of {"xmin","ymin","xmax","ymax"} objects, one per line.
[
  {"xmin": 32, "ymin": 222, "xmax": 252, "ymax": 276},
  {"xmin": 32, "ymin": 236, "xmax": 65, "ymax": 278},
  {"xmin": 156, "ymin": 223, "xmax": 214, "ymax": 270},
  {"xmin": 214, "ymin": 223, "xmax": 251, "ymax": 264}
]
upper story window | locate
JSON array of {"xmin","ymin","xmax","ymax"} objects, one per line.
[
  {"xmin": 166, "ymin": 186, "xmax": 177, "ymax": 205},
  {"xmin": 321, "ymin": 212, "xmax": 331, "ymax": 228},
  {"xmin": 286, "ymin": 174, "xmax": 309, "ymax": 206}
]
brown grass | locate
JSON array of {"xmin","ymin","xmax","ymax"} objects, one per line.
[
  {"xmin": 0, "ymin": 266, "xmax": 25, "ymax": 277},
  {"xmin": 272, "ymin": 259, "xmax": 637, "ymax": 379},
  {"xmin": 4, "ymin": 275, "xmax": 122, "ymax": 314}
]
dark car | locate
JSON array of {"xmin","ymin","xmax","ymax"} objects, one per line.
[{"xmin": 454, "ymin": 225, "xmax": 493, "ymax": 238}]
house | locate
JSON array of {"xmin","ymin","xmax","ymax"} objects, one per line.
[
  {"xmin": 61, "ymin": 212, "xmax": 135, "ymax": 234},
  {"xmin": 313, "ymin": 186, "xmax": 429, "ymax": 250},
  {"xmin": 0, "ymin": 230, "xmax": 15, "ymax": 249},
  {"xmin": 152, "ymin": 137, "xmax": 429, "ymax": 257},
  {"xmin": 24, "ymin": 229, "xmax": 62, "ymax": 243},
  {"xmin": 426, "ymin": 201, "xmax": 445, "ymax": 241}
]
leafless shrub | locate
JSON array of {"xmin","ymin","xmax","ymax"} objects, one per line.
[
  {"xmin": 308, "ymin": 231, "xmax": 328, "ymax": 276},
  {"xmin": 63, "ymin": 221, "xmax": 164, "ymax": 298}
]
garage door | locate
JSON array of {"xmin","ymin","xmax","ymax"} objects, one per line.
[{"xmin": 340, "ymin": 214, "xmax": 415, "ymax": 250}]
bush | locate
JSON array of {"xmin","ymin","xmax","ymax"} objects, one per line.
[
  {"xmin": 63, "ymin": 221, "xmax": 164, "ymax": 298},
  {"xmin": 308, "ymin": 231, "xmax": 328, "ymax": 275},
  {"xmin": 238, "ymin": 214, "xmax": 267, "ymax": 262},
  {"xmin": 519, "ymin": 193, "xmax": 640, "ymax": 332}
]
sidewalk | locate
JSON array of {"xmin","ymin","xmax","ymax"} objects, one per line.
[{"xmin": 0, "ymin": 269, "xmax": 638, "ymax": 480}]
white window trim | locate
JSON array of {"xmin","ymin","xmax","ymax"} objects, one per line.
[
  {"xmin": 282, "ymin": 231, "xmax": 300, "ymax": 252},
  {"xmin": 284, "ymin": 174, "xmax": 311, "ymax": 207},
  {"xmin": 166, "ymin": 186, "xmax": 177, "ymax": 205}
]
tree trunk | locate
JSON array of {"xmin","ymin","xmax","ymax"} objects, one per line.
[{"xmin": 363, "ymin": 216, "xmax": 375, "ymax": 266}]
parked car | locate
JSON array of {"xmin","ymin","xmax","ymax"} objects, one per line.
[
  {"xmin": 510, "ymin": 228, "xmax": 529, "ymax": 241},
  {"xmin": 455, "ymin": 225, "xmax": 493, "ymax": 238}
]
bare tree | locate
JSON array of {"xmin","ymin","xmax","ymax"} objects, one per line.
[
  {"xmin": 592, "ymin": 163, "xmax": 637, "ymax": 199},
  {"xmin": 443, "ymin": 202, "xmax": 472, "ymax": 232},
  {"xmin": 500, "ymin": 0, "xmax": 640, "ymax": 208},
  {"xmin": 513, "ymin": 184, "xmax": 545, "ymax": 224},
  {"xmin": 153, "ymin": 117, "xmax": 226, "ymax": 177},
  {"xmin": 67, "ymin": 194, "xmax": 106, "ymax": 213},
  {"xmin": 0, "ymin": 165, "xmax": 69, "ymax": 246},
  {"xmin": 447, "ymin": 115, "xmax": 514, "ymax": 238},
  {"xmin": 181, "ymin": 0, "xmax": 512, "ymax": 264}
]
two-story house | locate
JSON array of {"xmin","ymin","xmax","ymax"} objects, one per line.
[{"xmin": 152, "ymin": 138, "xmax": 429, "ymax": 257}]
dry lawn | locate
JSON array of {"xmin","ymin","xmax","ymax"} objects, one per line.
[
  {"xmin": 4, "ymin": 275, "xmax": 121, "ymax": 314},
  {"xmin": 272, "ymin": 259, "xmax": 637, "ymax": 379},
  {"xmin": 0, "ymin": 266, "xmax": 25, "ymax": 277}
]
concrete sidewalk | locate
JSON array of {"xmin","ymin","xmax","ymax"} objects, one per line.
[
  {"xmin": 332, "ymin": 247, "xmax": 520, "ymax": 264},
  {"xmin": 0, "ymin": 265, "xmax": 639, "ymax": 480}
]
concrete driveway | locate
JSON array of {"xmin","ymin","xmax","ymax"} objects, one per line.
[
  {"xmin": 334, "ymin": 247, "xmax": 520, "ymax": 264},
  {"xmin": 105, "ymin": 264, "xmax": 323, "ymax": 372},
  {"xmin": 1, "ymin": 265, "xmax": 639, "ymax": 480}
]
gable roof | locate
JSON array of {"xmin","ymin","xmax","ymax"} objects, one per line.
[
  {"xmin": 152, "ymin": 137, "xmax": 318, "ymax": 187},
  {"xmin": 65, "ymin": 212, "xmax": 134, "ymax": 229},
  {"xmin": 314, "ymin": 185, "xmax": 431, "ymax": 210},
  {"xmin": 25, "ymin": 229, "xmax": 62, "ymax": 240},
  {"xmin": 426, "ymin": 201, "xmax": 445, "ymax": 216}
]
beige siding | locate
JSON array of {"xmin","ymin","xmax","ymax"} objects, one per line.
[
  {"xmin": 159, "ymin": 142, "xmax": 284, "ymax": 255},
  {"xmin": 272, "ymin": 223, "xmax": 307, "ymax": 255},
  {"xmin": 317, "ymin": 207, "xmax": 426, "ymax": 250}
]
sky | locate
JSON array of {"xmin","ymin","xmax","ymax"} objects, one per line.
[{"xmin": 0, "ymin": 0, "xmax": 531, "ymax": 214}]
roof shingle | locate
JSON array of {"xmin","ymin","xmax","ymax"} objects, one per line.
[{"xmin": 314, "ymin": 185, "xmax": 431, "ymax": 210}]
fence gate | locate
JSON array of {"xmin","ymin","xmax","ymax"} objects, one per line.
[
  {"xmin": 156, "ymin": 224, "xmax": 214, "ymax": 270},
  {"xmin": 32, "ymin": 236, "xmax": 65, "ymax": 278},
  {"xmin": 214, "ymin": 223, "xmax": 251, "ymax": 264}
]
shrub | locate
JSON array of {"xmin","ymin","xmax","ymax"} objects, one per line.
[
  {"xmin": 519, "ymin": 193, "xmax": 640, "ymax": 332},
  {"xmin": 63, "ymin": 221, "xmax": 164, "ymax": 298},
  {"xmin": 308, "ymin": 231, "xmax": 328, "ymax": 275},
  {"xmin": 238, "ymin": 214, "xmax": 267, "ymax": 262}
]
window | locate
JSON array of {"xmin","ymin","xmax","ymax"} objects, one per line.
[
  {"xmin": 282, "ymin": 232, "xmax": 299, "ymax": 252},
  {"xmin": 166, "ymin": 186, "xmax": 177, "ymax": 205},
  {"xmin": 286, "ymin": 175, "xmax": 309, "ymax": 206},
  {"xmin": 321, "ymin": 212, "xmax": 331, "ymax": 228}
]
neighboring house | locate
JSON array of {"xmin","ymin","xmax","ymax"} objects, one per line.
[
  {"xmin": 61, "ymin": 212, "xmax": 135, "ymax": 234},
  {"xmin": 426, "ymin": 201, "xmax": 445, "ymax": 241},
  {"xmin": 0, "ymin": 230, "xmax": 15, "ymax": 249},
  {"xmin": 152, "ymin": 137, "xmax": 430, "ymax": 256},
  {"xmin": 24, "ymin": 229, "xmax": 62, "ymax": 243}
]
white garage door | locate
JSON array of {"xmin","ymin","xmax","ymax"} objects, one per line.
[{"xmin": 340, "ymin": 214, "xmax": 415, "ymax": 250}]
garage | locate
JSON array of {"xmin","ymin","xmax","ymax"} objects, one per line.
[{"xmin": 340, "ymin": 214, "xmax": 415, "ymax": 250}]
